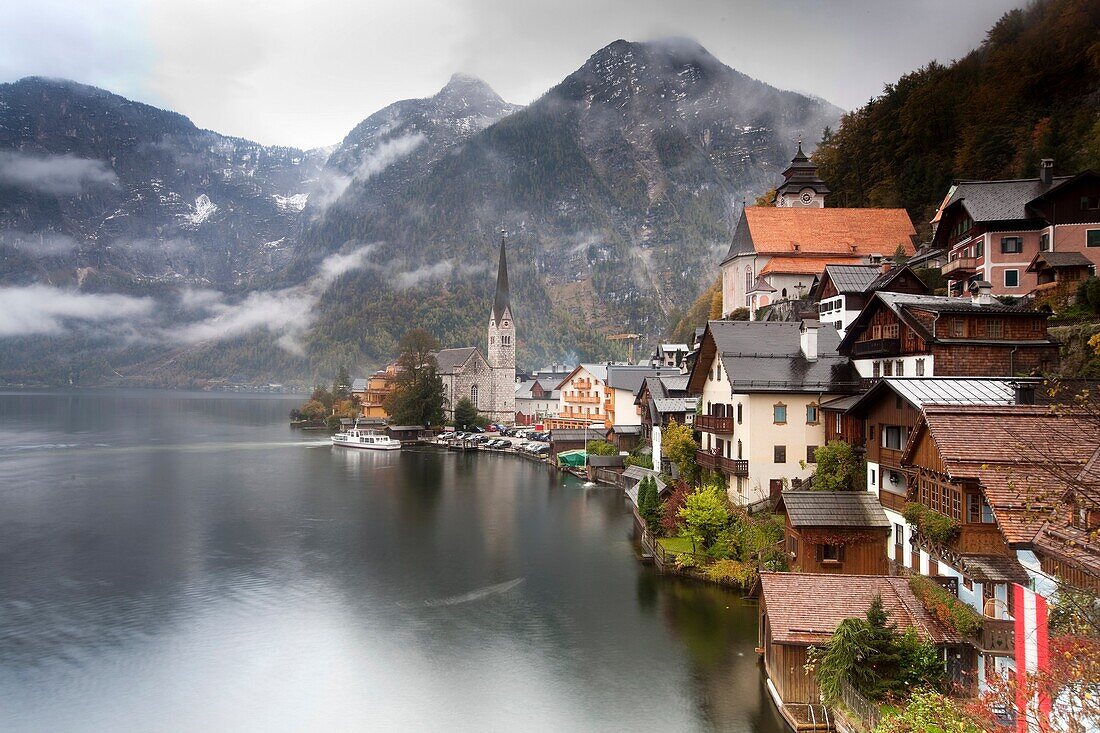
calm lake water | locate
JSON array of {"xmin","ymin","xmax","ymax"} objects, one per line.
[{"xmin": 0, "ymin": 391, "xmax": 784, "ymax": 732}]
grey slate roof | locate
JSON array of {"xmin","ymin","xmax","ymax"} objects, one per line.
[
  {"xmin": 351, "ymin": 378, "xmax": 368, "ymax": 392},
  {"xmin": 960, "ymin": 554, "xmax": 1030, "ymax": 584},
  {"xmin": 779, "ymin": 491, "xmax": 890, "ymax": 528},
  {"xmin": 653, "ymin": 397, "xmax": 695, "ymax": 413},
  {"xmin": 435, "ymin": 347, "xmax": 480, "ymax": 374},
  {"xmin": 606, "ymin": 365, "xmax": 679, "ymax": 394},
  {"xmin": 611, "ymin": 425, "xmax": 642, "ymax": 435},
  {"xmin": 587, "ymin": 455, "xmax": 624, "ymax": 468},
  {"xmin": 707, "ymin": 321, "xmax": 862, "ymax": 394},
  {"xmin": 550, "ymin": 429, "xmax": 594, "ymax": 442},
  {"xmin": 819, "ymin": 394, "xmax": 862, "ymax": 411},
  {"xmin": 661, "ymin": 374, "xmax": 690, "ymax": 392},
  {"xmin": 623, "ymin": 466, "xmax": 669, "ymax": 506},
  {"xmin": 946, "ymin": 177, "xmax": 1071, "ymax": 222},
  {"xmin": 823, "ymin": 264, "xmax": 882, "ymax": 294},
  {"xmin": 1028, "ymin": 251, "xmax": 1094, "ymax": 270}
]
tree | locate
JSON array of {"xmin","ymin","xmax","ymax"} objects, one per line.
[
  {"xmin": 454, "ymin": 397, "xmax": 478, "ymax": 429},
  {"xmin": 877, "ymin": 690, "xmax": 984, "ymax": 733},
  {"xmin": 586, "ymin": 440, "xmax": 617, "ymax": 456},
  {"xmin": 384, "ymin": 329, "xmax": 446, "ymax": 427},
  {"xmin": 333, "ymin": 366, "xmax": 352, "ymax": 399},
  {"xmin": 639, "ymin": 476, "xmax": 661, "ymax": 533},
  {"xmin": 677, "ymin": 484, "xmax": 729, "ymax": 550},
  {"xmin": 663, "ymin": 419, "xmax": 700, "ymax": 485},
  {"xmin": 806, "ymin": 440, "xmax": 865, "ymax": 491},
  {"xmin": 659, "ymin": 480, "xmax": 691, "ymax": 536}
]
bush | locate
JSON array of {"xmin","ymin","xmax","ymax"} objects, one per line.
[
  {"xmin": 902, "ymin": 503, "xmax": 959, "ymax": 545},
  {"xmin": 586, "ymin": 440, "xmax": 617, "ymax": 456},
  {"xmin": 678, "ymin": 484, "xmax": 730, "ymax": 550},
  {"xmin": 1077, "ymin": 276, "xmax": 1100, "ymax": 314},
  {"xmin": 908, "ymin": 575, "xmax": 983, "ymax": 637},
  {"xmin": 704, "ymin": 559, "xmax": 757, "ymax": 588},
  {"xmin": 874, "ymin": 690, "xmax": 984, "ymax": 733},
  {"xmin": 659, "ymin": 481, "xmax": 691, "ymax": 536},
  {"xmin": 807, "ymin": 440, "xmax": 866, "ymax": 491}
]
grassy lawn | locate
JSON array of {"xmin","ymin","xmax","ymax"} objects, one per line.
[{"xmin": 657, "ymin": 536, "xmax": 699, "ymax": 555}]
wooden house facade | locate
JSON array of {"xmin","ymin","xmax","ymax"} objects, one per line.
[{"xmin": 776, "ymin": 491, "xmax": 890, "ymax": 575}]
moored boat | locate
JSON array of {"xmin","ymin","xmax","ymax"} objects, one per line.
[{"xmin": 331, "ymin": 427, "xmax": 402, "ymax": 450}]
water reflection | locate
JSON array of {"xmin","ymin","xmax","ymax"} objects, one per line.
[{"xmin": 0, "ymin": 391, "xmax": 783, "ymax": 732}]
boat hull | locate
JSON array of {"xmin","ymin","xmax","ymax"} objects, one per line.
[{"xmin": 331, "ymin": 438, "xmax": 402, "ymax": 450}]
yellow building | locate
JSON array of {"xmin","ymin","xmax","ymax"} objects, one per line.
[{"xmin": 352, "ymin": 362, "xmax": 400, "ymax": 420}]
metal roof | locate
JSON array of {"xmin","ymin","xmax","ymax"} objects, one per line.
[
  {"xmin": 779, "ymin": 491, "xmax": 891, "ymax": 528},
  {"xmin": 823, "ymin": 264, "xmax": 882, "ymax": 294},
  {"xmin": 435, "ymin": 347, "xmax": 480, "ymax": 373},
  {"xmin": 606, "ymin": 365, "xmax": 679, "ymax": 393},
  {"xmin": 846, "ymin": 377, "xmax": 1037, "ymax": 416},
  {"xmin": 351, "ymin": 378, "xmax": 368, "ymax": 392},
  {"xmin": 653, "ymin": 397, "xmax": 695, "ymax": 413}
]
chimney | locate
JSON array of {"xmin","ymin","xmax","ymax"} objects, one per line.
[
  {"xmin": 970, "ymin": 280, "xmax": 993, "ymax": 305},
  {"xmin": 1012, "ymin": 381, "xmax": 1036, "ymax": 405},
  {"xmin": 800, "ymin": 319, "xmax": 819, "ymax": 362},
  {"xmin": 1039, "ymin": 158, "xmax": 1054, "ymax": 188}
]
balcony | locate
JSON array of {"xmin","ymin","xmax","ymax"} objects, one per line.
[
  {"xmin": 695, "ymin": 414, "xmax": 735, "ymax": 434},
  {"xmin": 851, "ymin": 338, "xmax": 901, "ymax": 358},
  {"xmin": 942, "ymin": 257, "xmax": 978, "ymax": 280},
  {"xmin": 980, "ymin": 618, "xmax": 1014, "ymax": 656},
  {"xmin": 696, "ymin": 450, "xmax": 749, "ymax": 477}
]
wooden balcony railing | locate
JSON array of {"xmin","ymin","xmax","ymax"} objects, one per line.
[
  {"xmin": 942, "ymin": 257, "xmax": 978, "ymax": 279},
  {"xmin": 851, "ymin": 338, "xmax": 901, "ymax": 358},
  {"xmin": 696, "ymin": 450, "xmax": 749, "ymax": 477},
  {"xmin": 980, "ymin": 618, "xmax": 1015, "ymax": 656},
  {"xmin": 695, "ymin": 414, "xmax": 735, "ymax": 434}
]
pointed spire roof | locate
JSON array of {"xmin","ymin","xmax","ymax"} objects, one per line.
[{"xmin": 492, "ymin": 230, "xmax": 510, "ymax": 321}]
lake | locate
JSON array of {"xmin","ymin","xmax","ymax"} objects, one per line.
[{"xmin": 0, "ymin": 391, "xmax": 785, "ymax": 732}]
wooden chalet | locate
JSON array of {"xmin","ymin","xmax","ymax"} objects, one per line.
[
  {"xmin": 900, "ymin": 404, "xmax": 1100, "ymax": 602},
  {"xmin": 820, "ymin": 393, "xmax": 864, "ymax": 450},
  {"xmin": 634, "ymin": 374, "xmax": 695, "ymax": 449},
  {"xmin": 837, "ymin": 289, "xmax": 1059, "ymax": 379},
  {"xmin": 776, "ymin": 491, "xmax": 891, "ymax": 575},
  {"xmin": 813, "ymin": 263, "xmax": 929, "ymax": 337},
  {"xmin": 756, "ymin": 572, "xmax": 964, "ymax": 731}
]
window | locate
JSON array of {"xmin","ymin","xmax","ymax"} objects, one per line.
[
  {"xmin": 737, "ymin": 403, "xmax": 743, "ymax": 424},
  {"xmin": 1088, "ymin": 230, "xmax": 1100, "ymax": 248},
  {"xmin": 774, "ymin": 445, "xmax": 786, "ymax": 463},
  {"xmin": 951, "ymin": 318, "xmax": 964, "ymax": 337},
  {"xmin": 470, "ymin": 384, "xmax": 479, "ymax": 405},
  {"xmin": 975, "ymin": 240, "xmax": 984, "ymax": 258},
  {"xmin": 1001, "ymin": 236, "xmax": 1023, "ymax": 254},
  {"xmin": 894, "ymin": 523, "xmax": 904, "ymax": 549},
  {"xmin": 806, "ymin": 445, "xmax": 818, "ymax": 463},
  {"xmin": 821, "ymin": 544, "xmax": 843, "ymax": 563},
  {"xmin": 882, "ymin": 360, "xmax": 893, "ymax": 377},
  {"xmin": 1081, "ymin": 196, "xmax": 1100, "ymax": 210},
  {"xmin": 883, "ymin": 426, "xmax": 906, "ymax": 451},
  {"xmin": 1039, "ymin": 233, "xmax": 1050, "ymax": 252},
  {"xmin": 737, "ymin": 440, "xmax": 743, "ymax": 459},
  {"xmin": 773, "ymin": 403, "xmax": 787, "ymax": 424},
  {"xmin": 502, "ymin": 334, "xmax": 511, "ymax": 345},
  {"xmin": 868, "ymin": 425, "xmax": 876, "ymax": 442},
  {"xmin": 895, "ymin": 360, "xmax": 904, "ymax": 376},
  {"xmin": 490, "ymin": 336, "xmax": 495, "ymax": 345},
  {"xmin": 806, "ymin": 404, "xmax": 819, "ymax": 424},
  {"xmin": 835, "ymin": 412, "xmax": 843, "ymax": 433},
  {"xmin": 871, "ymin": 468, "xmax": 877, "ymax": 486},
  {"xmin": 746, "ymin": 268, "xmax": 753, "ymax": 293},
  {"xmin": 873, "ymin": 361, "xmax": 881, "ymax": 378},
  {"xmin": 963, "ymin": 576, "xmax": 973, "ymax": 592},
  {"xmin": 915, "ymin": 358, "xmax": 925, "ymax": 377},
  {"xmin": 1004, "ymin": 269, "xmax": 1019, "ymax": 288},
  {"xmin": 988, "ymin": 319, "xmax": 1003, "ymax": 338},
  {"xmin": 967, "ymin": 494, "xmax": 995, "ymax": 524}
]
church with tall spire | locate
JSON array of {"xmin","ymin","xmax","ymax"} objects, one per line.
[{"xmin": 435, "ymin": 231, "xmax": 517, "ymax": 425}]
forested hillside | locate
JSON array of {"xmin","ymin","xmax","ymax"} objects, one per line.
[{"xmin": 813, "ymin": 0, "xmax": 1100, "ymax": 234}]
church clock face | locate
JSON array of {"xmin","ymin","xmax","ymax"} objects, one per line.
[{"xmin": 799, "ymin": 189, "xmax": 814, "ymax": 205}]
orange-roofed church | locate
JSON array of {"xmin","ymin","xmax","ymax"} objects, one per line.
[{"xmin": 720, "ymin": 142, "xmax": 917, "ymax": 316}]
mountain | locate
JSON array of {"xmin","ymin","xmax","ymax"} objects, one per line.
[
  {"xmin": 294, "ymin": 38, "xmax": 842, "ymax": 372},
  {"xmin": 0, "ymin": 40, "xmax": 842, "ymax": 386},
  {"xmin": 813, "ymin": 0, "xmax": 1100, "ymax": 231},
  {"xmin": 0, "ymin": 77, "xmax": 326, "ymax": 288}
]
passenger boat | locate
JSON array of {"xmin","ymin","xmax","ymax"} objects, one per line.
[{"xmin": 331, "ymin": 427, "xmax": 402, "ymax": 450}]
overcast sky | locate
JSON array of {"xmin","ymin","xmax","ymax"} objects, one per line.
[{"xmin": 0, "ymin": 0, "xmax": 1024, "ymax": 149}]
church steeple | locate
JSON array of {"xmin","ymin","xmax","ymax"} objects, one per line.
[
  {"xmin": 492, "ymin": 229, "xmax": 510, "ymax": 322},
  {"xmin": 775, "ymin": 137, "xmax": 829, "ymax": 208}
]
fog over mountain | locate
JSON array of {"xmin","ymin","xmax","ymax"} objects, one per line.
[{"xmin": 0, "ymin": 39, "xmax": 841, "ymax": 386}]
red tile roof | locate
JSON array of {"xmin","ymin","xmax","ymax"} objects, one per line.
[
  {"xmin": 760, "ymin": 256, "xmax": 864, "ymax": 276},
  {"xmin": 743, "ymin": 207, "xmax": 916, "ymax": 256},
  {"xmin": 758, "ymin": 572, "xmax": 963, "ymax": 646}
]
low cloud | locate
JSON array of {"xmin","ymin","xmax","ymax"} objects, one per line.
[
  {"xmin": 310, "ymin": 132, "xmax": 425, "ymax": 209},
  {"xmin": 0, "ymin": 230, "xmax": 80, "ymax": 256},
  {"xmin": 170, "ymin": 243, "xmax": 377, "ymax": 353},
  {"xmin": 0, "ymin": 284, "xmax": 154, "ymax": 337},
  {"xmin": 0, "ymin": 152, "xmax": 118, "ymax": 196},
  {"xmin": 392, "ymin": 258, "xmax": 486, "ymax": 289}
]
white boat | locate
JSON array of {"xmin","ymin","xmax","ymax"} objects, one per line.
[{"xmin": 331, "ymin": 427, "xmax": 402, "ymax": 450}]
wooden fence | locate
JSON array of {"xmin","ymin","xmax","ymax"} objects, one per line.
[{"xmin": 834, "ymin": 678, "xmax": 881, "ymax": 732}]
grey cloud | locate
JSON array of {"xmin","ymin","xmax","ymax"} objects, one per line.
[
  {"xmin": 0, "ymin": 230, "xmax": 80, "ymax": 256},
  {"xmin": 310, "ymin": 132, "xmax": 426, "ymax": 209},
  {"xmin": 0, "ymin": 284, "xmax": 154, "ymax": 337},
  {"xmin": 0, "ymin": 152, "xmax": 118, "ymax": 195}
]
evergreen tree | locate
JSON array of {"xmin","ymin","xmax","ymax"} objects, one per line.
[
  {"xmin": 639, "ymin": 476, "xmax": 661, "ymax": 534},
  {"xmin": 384, "ymin": 329, "xmax": 446, "ymax": 427},
  {"xmin": 454, "ymin": 397, "xmax": 478, "ymax": 429}
]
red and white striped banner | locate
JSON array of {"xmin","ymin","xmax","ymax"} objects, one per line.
[{"xmin": 1013, "ymin": 583, "xmax": 1051, "ymax": 733}]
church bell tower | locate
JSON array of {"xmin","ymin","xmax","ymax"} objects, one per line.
[
  {"xmin": 775, "ymin": 138, "xmax": 829, "ymax": 208},
  {"xmin": 487, "ymin": 229, "xmax": 516, "ymax": 423}
]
